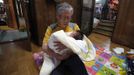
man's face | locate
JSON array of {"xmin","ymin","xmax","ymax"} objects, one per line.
[{"xmin": 57, "ymin": 11, "xmax": 72, "ymax": 26}]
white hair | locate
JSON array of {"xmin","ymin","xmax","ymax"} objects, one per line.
[{"xmin": 56, "ymin": 2, "xmax": 73, "ymax": 15}]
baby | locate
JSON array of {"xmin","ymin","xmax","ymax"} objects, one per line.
[{"xmin": 39, "ymin": 30, "xmax": 87, "ymax": 75}]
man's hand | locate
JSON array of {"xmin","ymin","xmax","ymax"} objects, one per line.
[
  {"xmin": 44, "ymin": 46, "xmax": 64, "ymax": 60},
  {"xmin": 54, "ymin": 41, "xmax": 67, "ymax": 51},
  {"xmin": 44, "ymin": 46, "xmax": 55, "ymax": 57},
  {"xmin": 44, "ymin": 47, "xmax": 74, "ymax": 60}
]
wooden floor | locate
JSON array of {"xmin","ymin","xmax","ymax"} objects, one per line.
[
  {"xmin": 88, "ymin": 33, "xmax": 130, "ymax": 52},
  {"xmin": 0, "ymin": 33, "xmax": 130, "ymax": 75},
  {"xmin": 0, "ymin": 40, "xmax": 39, "ymax": 75}
]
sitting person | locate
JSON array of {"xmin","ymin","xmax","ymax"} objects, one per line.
[{"xmin": 34, "ymin": 2, "xmax": 89, "ymax": 75}]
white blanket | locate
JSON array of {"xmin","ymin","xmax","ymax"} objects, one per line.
[{"xmin": 51, "ymin": 30, "xmax": 96, "ymax": 61}]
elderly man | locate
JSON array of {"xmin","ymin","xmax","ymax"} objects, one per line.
[{"xmin": 35, "ymin": 2, "xmax": 88, "ymax": 75}]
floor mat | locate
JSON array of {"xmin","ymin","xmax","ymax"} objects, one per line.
[{"xmin": 84, "ymin": 45, "xmax": 127, "ymax": 75}]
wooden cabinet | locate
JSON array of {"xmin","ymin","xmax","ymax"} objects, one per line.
[{"xmin": 112, "ymin": 0, "xmax": 134, "ymax": 48}]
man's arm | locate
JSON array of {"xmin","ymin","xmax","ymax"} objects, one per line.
[
  {"xmin": 53, "ymin": 50, "xmax": 74, "ymax": 60},
  {"xmin": 60, "ymin": 50, "xmax": 74, "ymax": 60},
  {"xmin": 42, "ymin": 26, "xmax": 52, "ymax": 46}
]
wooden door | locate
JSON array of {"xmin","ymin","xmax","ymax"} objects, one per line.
[
  {"xmin": 112, "ymin": 0, "xmax": 134, "ymax": 48},
  {"xmin": 18, "ymin": 0, "xmax": 31, "ymax": 51},
  {"xmin": 3, "ymin": 0, "xmax": 17, "ymax": 28}
]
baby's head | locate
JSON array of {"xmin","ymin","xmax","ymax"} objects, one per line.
[{"xmin": 70, "ymin": 30, "xmax": 84, "ymax": 40}]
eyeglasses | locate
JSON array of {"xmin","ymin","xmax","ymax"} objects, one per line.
[{"xmin": 59, "ymin": 15, "xmax": 72, "ymax": 21}]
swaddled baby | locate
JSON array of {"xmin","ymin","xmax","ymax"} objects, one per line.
[{"xmin": 40, "ymin": 30, "xmax": 88, "ymax": 75}]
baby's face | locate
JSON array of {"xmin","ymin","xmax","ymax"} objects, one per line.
[{"xmin": 69, "ymin": 31, "xmax": 79, "ymax": 38}]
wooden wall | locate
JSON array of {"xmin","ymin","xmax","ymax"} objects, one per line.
[{"xmin": 112, "ymin": 0, "xmax": 134, "ymax": 48}]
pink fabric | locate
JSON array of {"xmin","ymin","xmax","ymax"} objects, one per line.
[{"xmin": 33, "ymin": 51, "xmax": 44, "ymax": 67}]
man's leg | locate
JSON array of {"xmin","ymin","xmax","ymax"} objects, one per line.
[
  {"xmin": 63, "ymin": 54, "xmax": 88, "ymax": 75},
  {"xmin": 50, "ymin": 54, "xmax": 88, "ymax": 75},
  {"xmin": 50, "ymin": 62, "xmax": 65, "ymax": 75}
]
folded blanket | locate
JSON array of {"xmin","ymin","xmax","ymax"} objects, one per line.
[{"xmin": 50, "ymin": 30, "xmax": 96, "ymax": 61}]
